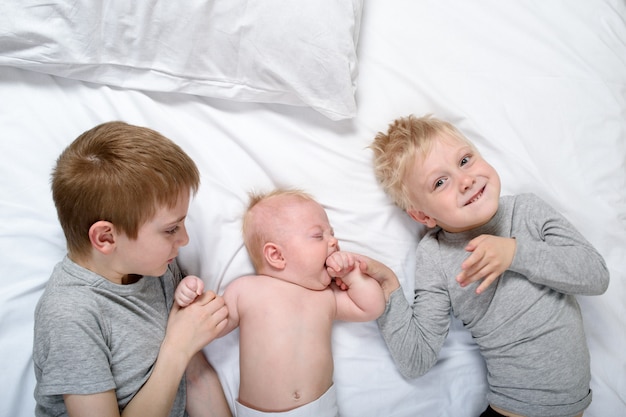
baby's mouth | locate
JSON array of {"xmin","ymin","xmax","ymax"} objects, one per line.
[{"xmin": 465, "ymin": 187, "xmax": 485, "ymax": 206}]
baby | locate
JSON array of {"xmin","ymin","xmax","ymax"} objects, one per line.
[{"xmin": 176, "ymin": 189, "xmax": 386, "ymax": 416}]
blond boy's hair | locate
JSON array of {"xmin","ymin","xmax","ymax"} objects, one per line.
[
  {"xmin": 370, "ymin": 114, "xmax": 474, "ymax": 211},
  {"xmin": 52, "ymin": 121, "xmax": 200, "ymax": 259}
]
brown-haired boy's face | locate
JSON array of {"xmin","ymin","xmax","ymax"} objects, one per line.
[
  {"xmin": 110, "ymin": 191, "xmax": 191, "ymax": 283},
  {"xmin": 405, "ymin": 135, "xmax": 501, "ymax": 233}
]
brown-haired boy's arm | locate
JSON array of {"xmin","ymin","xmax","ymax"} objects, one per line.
[
  {"xmin": 125, "ymin": 291, "xmax": 228, "ymax": 417},
  {"xmin": 64, "ymin": 391, "xmax": 120, "ymax": 417},
  {"xmin": 64, "ymin": 291, "xmax": 228, "ymax": 417}
]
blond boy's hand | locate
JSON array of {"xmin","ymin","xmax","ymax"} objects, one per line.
[{"xmin": 456, "ymin": 234, "xmax": 516, "ymax": 294}]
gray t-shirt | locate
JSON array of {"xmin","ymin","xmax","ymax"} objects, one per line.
[
  {"xmin": 378, "ymin": 193, "xmax": 609, "ymax": 417},
  {"xmin": 33, "ymin": 256, "xmax": 187, "ymax": 417}
]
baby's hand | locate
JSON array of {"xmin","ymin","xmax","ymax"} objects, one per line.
[
  {"xmin": 175, "ymin": 275, "xmax": 205, "ymax": 307},
  {"xmin": 456, "ymin": 234, "xmax": 515, "ymax": 294},
  {"xmin": 326, "ymin": 251, "xmax": 358, "ymax": 277},
  {"xmin": 328, "ymin": 251, "xmax": 399, "ymax": 302},
  {"xmin": 327, "ymin": 251, "xmax": 359, "ymax": 289},
  {"xmin": 327, "ymin": 251, "xmax": 359, "ymax": 291}
]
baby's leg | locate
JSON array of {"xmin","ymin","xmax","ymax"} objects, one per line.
[{"xmin": 185, "ymin": 351, "xmax": 232, "ymax": 417}]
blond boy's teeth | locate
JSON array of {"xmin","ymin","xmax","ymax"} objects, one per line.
[{"xmin": 466, "ymin": 190, "xmax": 483, "ymax": 205}]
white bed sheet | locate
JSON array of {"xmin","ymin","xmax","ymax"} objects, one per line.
[{"xmin": 1, "ymin": 1, "xmax": 625, "ymax": 417}]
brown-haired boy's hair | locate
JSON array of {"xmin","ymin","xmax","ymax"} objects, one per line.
[
  {"xmin": 370, "ymin": 114, "xmax": 474, "ymax": 211},
  {"xmin": 242, "ymin": 189, "xmax": 314, "ymax": 271},
  {"xmin": 52, "ymin": 121, "xmax": 200, "ymax": 259}
]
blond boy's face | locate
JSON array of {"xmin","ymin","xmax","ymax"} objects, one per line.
[
  {"xmin": 113, "ymin": 191, "xmax": 191, "ymax": 280},
  {"xmin": 405, "ymin": 135, "xmax": 501, "ymax": 233}
]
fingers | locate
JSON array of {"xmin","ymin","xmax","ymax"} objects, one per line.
[
  {"xmin": 356, "ymin": 257, "xmax": 390, "ymax": 283},
  {"xmin": 457, "ymin": 254, "xmax": 491, "ymax": 287},
  {"xmin": 458, "ymin": 235, "xmax": 516, "ymax": 291},
  {"xmin": 195, "ymin": 290, "xmax": 217, "ymax": 305},
  {"xmin": 464, "ymin": 234, "xmax": 487, "ymax": 252},
  {"xmin": 475, "ymin": 273, "xmax": 499, "ymax": 294},
  {"xmin": 189, "ymin": 291, "xmax": 228, "ymax": 320},
  {"xmin": 195, "ymin": 278, "xmax": 205, "ymax": 296},
  {"xmin": 334, "ymin": 277, "xmax": 348, "ymax": 290},
  {"xmin": 326, "ymin": 252, "xmax": 358, "ymax": 280}
]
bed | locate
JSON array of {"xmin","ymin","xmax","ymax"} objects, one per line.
[{"xmin": 1, "ymin": 1, "xmax": 624, "ymax": 416}]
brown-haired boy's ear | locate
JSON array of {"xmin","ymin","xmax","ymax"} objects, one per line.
[
  {"xmin": 407, "ymin": 208, "xmax": 437, "ymax": 228},
  {"xmin": 263, "ymin": 242, "xmax": 286, "ymax": 270},
  {"xmin": 89, "ymin": 221, "xmax": 116, "ymax": 254}
]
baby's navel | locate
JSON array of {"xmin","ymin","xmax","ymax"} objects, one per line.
[{"xmin": 292, "ymin": 391, "xmax": 302, "ymax": 401}]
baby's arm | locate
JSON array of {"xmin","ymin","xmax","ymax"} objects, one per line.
[
  {"xmin": 456, "ymin": 235, "xmax": 516, "ymax": 294},
  {"xmin": 327, "ymin": 251, "xmax": 400, "ymax": 302},
  {"xmin": 326, "ymin": 252, "xmax": 388, "ymax": 321},
  {"xmin": 175, "ymin": 275, "xmax": 205, "ymax": 307},
  {"xmin": 214, "ymin": 279, "xmax": 243, "ymax": 338}
]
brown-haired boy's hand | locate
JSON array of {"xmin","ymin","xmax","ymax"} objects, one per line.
[
  {"xmin": 166, "ymin": 291, "xmax": 229, "ymax": 360},
  {"xmin": 119, "ymin": 291, "xmax": 229, "ymax": 417},
  {"xmin": 456, "ymin": 234, "xmax": 516, "ymax": 294}
]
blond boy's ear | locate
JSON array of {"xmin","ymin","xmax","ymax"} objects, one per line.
[
  {"xmin": 407, "ymin": 208, "xmax": 437, "ymax": 228},
  {"xmin": 89, "ymin": 220, "xmax": 116, "ymax": 254},
  {"xmin": 263, "ymin": 242, "xmax": 286, "ymax": 270}
]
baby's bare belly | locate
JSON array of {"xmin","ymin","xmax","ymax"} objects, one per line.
[{"xmin": 238, "ymin": 346, "xmax": 334, "ymax": 412}]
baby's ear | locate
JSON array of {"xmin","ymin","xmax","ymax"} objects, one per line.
[
  {"xmin": 263, "ymin": 242, "xmax": 286, "ymax": 270},
  {"xmin": 407, "ymin": 208, "xmax": 437, "ymax": 228},
  {"xmin": 89, "ymin": 220, "xmax": 116, "ymax": 254}
]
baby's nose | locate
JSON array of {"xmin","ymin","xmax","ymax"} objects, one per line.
[{"xmin": 329, "ymin": 236, "xmax": 339, "ymax": 250}]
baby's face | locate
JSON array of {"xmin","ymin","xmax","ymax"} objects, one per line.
[
  {"xmin": 278, "ymin": 199, "xmax": 339, "ymax": 290},
  {"xmin": 405, "ymin": 135, "xmax": 500, "ymax": 232}
]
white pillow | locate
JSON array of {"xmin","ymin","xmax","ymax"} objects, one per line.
[{"xmin": 0, "ymin": 0, "xmax": 362, "ymax": 120}]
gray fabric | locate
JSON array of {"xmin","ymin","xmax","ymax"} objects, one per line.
[
  {"xmin": 378, "ymin": 193, "xmax": 609, "ymax": 417},
  {"xmin": 33, "ymin": 256, "xmax": 186, "ymax": 417}
]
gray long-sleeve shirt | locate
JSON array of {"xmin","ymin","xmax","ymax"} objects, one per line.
[{"xmin": 378, "ymin": 193, "xmax": 609, "ymax": 417}]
